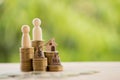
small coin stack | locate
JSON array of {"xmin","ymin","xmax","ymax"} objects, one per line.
[
  {"xmin": 44, "ymin": 51, "xmax": 56, "ymax": 65},
  {"xmin": 47, "ymin": 52, "xmax": 63, "ymax": 72},
  {"xmin": 48, "ymin": 65, "xmax": 63, "ymax": 71},
  {"xmin": 44, "ymin": 38, "xmax": 63, "ymax": 71},
  {"xmin": 20, "ymin": 25, "xmax": 34, "ymax": 72}
]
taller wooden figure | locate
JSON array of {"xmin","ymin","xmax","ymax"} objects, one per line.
[{"xmin": 32, "ymin": 18, "xmax": 44, "ymax": 54}]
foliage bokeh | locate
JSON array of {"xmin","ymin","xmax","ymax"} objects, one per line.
[{"xmin": 0, "ymin": 0, "xmax": 120, "ymax": 62}]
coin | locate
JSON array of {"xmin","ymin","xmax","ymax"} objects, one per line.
[
  {"xmin": 33, "ymin": 58, "xmax": 47, "ymax": 71},
  {"xmin": 48, "ymin": 65, "xmax": 63, "ymax": 72},
  {"xmin": 44, "ymin": 51, "xmax": 58, "ymax": 65}
]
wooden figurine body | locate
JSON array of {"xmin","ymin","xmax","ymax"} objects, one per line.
[
  {"xmin": 32, "ymin": 18, "xmax": 42, "ymax": 41},
  {"xmin": 21, "ymin": 25, "xmax": 31, "ymax": 48}
]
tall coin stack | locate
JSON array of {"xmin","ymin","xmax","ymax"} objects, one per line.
[
  {"xmin": 32, "ymin": 41, "xmax": 48, "ymax": 71},
  {"xmin": 33, "ymin": 47, "xmax": 47, "ymax": 71},
  {"xmin": 20, "ymin": 48, "xmax": 34, "ymax": 72}
]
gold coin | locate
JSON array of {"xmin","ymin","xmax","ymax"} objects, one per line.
[
  {"xmin": 44, "ymin": 52, "xmax": 58, "ymax": 65},
  {"xmin": 48, "ymin": 65, "xmax": 63, "ymax": 72}
]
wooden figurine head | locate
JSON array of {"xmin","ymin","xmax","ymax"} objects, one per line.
[
  {"xmin": 21, "ymin": 25, "xmax": 30, "ymax": 33},
  {"xmin": 32, "ymin": 18, "xmax": 41, "ymax": 27}
]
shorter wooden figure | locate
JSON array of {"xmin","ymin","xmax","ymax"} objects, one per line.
[
  {"xmin": 45, "ymin": 38, "xmax": 57, "ymax": 51},
  {"xmin": 21, "ymin": 25, "xmax": 31, "ymax": 48}
]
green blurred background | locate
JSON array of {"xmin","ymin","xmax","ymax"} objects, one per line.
[{"xmin": 0, "ymin": 0, "xmax": 120, "ymax": 62}]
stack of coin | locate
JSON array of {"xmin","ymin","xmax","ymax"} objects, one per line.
[
  {"xmin": 47, "ymin": 52, "xmax": 63, "ymax": 72},
  {"xmin": 44, "ymin": 51, "xmax": 58, "ymax": 65},
  {"xmin": 33, "ymin": 58, "xmax": 47, "ymax": 71},
  {"xmin": 20, "ymin": 59, "xmax": 33, "ymax": 72},
  {"xmin": 20, "ymin": 47, "xmax": 34, "ymax": 72},
  {"xmin": 32, "ymin": 40, "xmax": 44, "ymax": 51},
  {"xmin": 48, "ymin": 65, "xmax": 63, "ymax": 72}
]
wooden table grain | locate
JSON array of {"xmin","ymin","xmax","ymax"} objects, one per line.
[{"xmin": 0, "ymin": 62, "xmax": 120, "ymax": 80}]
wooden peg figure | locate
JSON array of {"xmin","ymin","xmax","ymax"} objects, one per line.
[
  {"xmin": 32, "ymin": 18, "xmax": 42, "ymax": 41},
  {"xmin": 21, "ymin": 25, "xmax": 31, "ymax": 48}
]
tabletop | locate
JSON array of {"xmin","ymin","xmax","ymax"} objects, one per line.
[{"xmin": 0, "ymin": 62, "xmax": 120, "ymax": 80}]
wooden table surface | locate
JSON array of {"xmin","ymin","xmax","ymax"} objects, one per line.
[{"xmin": 0, "ymin": 62, "xmax": 120, "ymax": 80}]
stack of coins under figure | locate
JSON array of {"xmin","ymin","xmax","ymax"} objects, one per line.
[
  {"xmin": 44, "ymin": 51, "xmax": 55, "ymax": 65},
  {"xmin": 20, "ymin": 25, "xmax": 34, "ymax": 72},
  {"xmin": 44, "ymin": 38, "xmax": 63, "ymax": 71},
  {"xmin": 47, "ymin": 52, "xmax": 63, "ymax": 71},
  {"xmin": 33, "ymin": 47, "xmax": 47, "ymax": 71}
]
